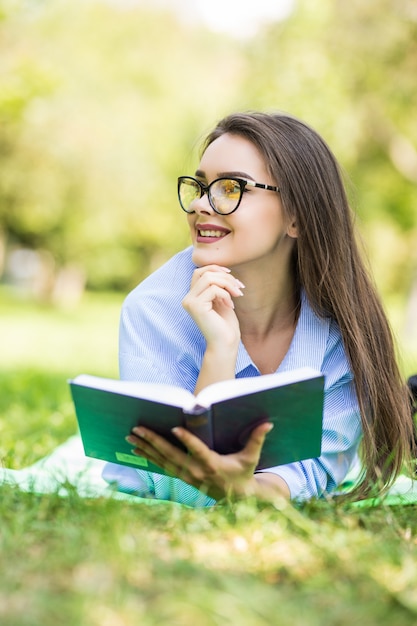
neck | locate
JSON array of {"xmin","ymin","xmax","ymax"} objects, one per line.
[{"xmin": 233, "ymin": 266, "xmax": 299, "ymax": 341}]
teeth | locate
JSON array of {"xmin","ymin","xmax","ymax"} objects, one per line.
[{"xmin": 199, "ymin": 230, "xmax": 227, "ymax": 238}]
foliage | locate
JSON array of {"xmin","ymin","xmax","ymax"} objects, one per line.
[
  {"xmin": 0, "ymin": 0, "xmax": 416, "ymax": 303},
  {"xmin": 0, "ymin": 0, "xmax": 242, "ymax": 290},
  {"xmin": 241, "ymin": 0, "xmax": 417, "ymax": 297}
]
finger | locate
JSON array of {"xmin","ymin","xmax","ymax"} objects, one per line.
[
  {"xmin": 190, "ymin": 266, "xmax": 230, "ymax": 290},
  {"xmin": 183, "ymin": 286, "xmax": 234, "ymax": 316},
  {"xmin": 192, "ymin": 265, "xmax": 231, "ymax": 283},
  {"xmin": 126, "ymin": 432, "xmax": 191, "ymax": 478},
  {"xmin": 190, "ymin": 273, "xmax": 244, "ymax": 299},
  {"xmin": 190, "ymin": 282, "xmax": 244, "ymax": 311},
  {"xmin": 190, "ymin": 275, "xmax": 243, "ymax": 299},
  {"xmin": 171, "ymin": 427, "xmax": 214, "ymax": 462},
  {"xmin": 171, "ymin": 427, "xmax": 219, "ymax": 484},
  {"xmin": 128, "ymin": 427, "xmax": 191, "ymax": 465},
  {"xmin": 203, "ymin": 285, "xmax": 237, "ymax": 310},
  {"xmin": 127, "ymin": 430, "xmax": 202, "ymax": 484},
  {"xmin": 239, "ymin": 422, "xmax": 274, "ymax": 463}
]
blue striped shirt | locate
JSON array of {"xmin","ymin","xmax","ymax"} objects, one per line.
[{"xmin": 103, "ymin": 246, "xmax": 362, "ymax": 505}]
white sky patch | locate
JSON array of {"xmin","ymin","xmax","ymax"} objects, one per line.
[
  {"xmin": 106, "ymin": 0, "xmax": 294, "ymax": 38},
  {"xmin": 193, "ymin": 0, "xmax": 294, "ymax": 38}
]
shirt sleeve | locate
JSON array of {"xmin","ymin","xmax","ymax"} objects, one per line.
[
  {"xmin": 119, "ymin": 296, "xmax": 169, "ymax": 383},
  {"xmin": 118, "ymin": 251, "xmax": 200, "ymax": 388}
]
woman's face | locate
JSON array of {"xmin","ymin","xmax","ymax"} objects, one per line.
[{"xmin": 187, "ymin": 132, "xmax": 296, "ymax": 272}]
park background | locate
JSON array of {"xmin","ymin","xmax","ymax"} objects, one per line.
[{"xmin": 1, "ymin": 1, "xmax": 417, "ymax": 625}]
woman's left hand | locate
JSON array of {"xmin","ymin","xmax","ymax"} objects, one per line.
[{"xmin": 125, "ymin": 423, "xmax": 274, "ymax": 501}]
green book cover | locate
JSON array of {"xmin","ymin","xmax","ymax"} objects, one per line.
[{"xmin": 69, "ymin": 367, "xmax": 324, "ymax": 475}]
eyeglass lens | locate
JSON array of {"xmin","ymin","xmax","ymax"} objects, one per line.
[{"xmin": 179, "ymin": 178, "xmax": 242, "ymax": 214}]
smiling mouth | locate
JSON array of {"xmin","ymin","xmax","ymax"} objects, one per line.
[{"xmin": 198, "ymin": 229, "xmax": 228, "ymax": 238}]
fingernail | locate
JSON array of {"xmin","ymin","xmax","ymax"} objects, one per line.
[
  {"xmin": 265, "ymin": 423, "xmax": 274, "ymax": 433},
  {"xmin": 236, "ymin": 280, "xmax": 245, "ymax": 289},
  {"xmin": 132, "ymin": 427, "xmax": 146, "ymax": 438}
]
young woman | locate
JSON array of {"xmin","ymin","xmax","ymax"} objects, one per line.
[{"xmin": 104, "ymin": 111, "xmax": 415, "ymax": 505}]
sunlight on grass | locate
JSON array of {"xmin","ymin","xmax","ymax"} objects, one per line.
[
  {"xmin": 0, "ymin": 286, "xmax": 121, "ymax": 377},
  {"xmin": 2, "ymin": 489, "xmax": 417, "ymax": 626},
  {"xmin": 0, "ymin": 286, "xmax": 122, "ymax": 465}
]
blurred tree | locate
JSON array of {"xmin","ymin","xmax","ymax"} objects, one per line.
[
  {"xmin": 0, "ymin": 0, "xmax": 416, "ymax": 317},
  {"xmin": 240, "ymin": 0, "xmax": 417, "ymax": 304},
  {"xmin": 0, "ymin": 0, "xmax": 243, "ymax": 293}
]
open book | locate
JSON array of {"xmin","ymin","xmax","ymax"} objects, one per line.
[{"xmin": 69, "ymin": 367, "xmax": 324, "ymax": 476}]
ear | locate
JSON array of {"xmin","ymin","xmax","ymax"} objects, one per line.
[{"xmin": 286, "ymin": 218, "xmax": 298, "ymax": 239}]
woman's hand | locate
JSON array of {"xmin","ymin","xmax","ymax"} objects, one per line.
[
  {"xmin": 125, "ymin": 422, "xmax": 283, "ymax": 502},
  {"xmin": 182, "ymin": 265, "xmax": 244, "ymax": 351}
]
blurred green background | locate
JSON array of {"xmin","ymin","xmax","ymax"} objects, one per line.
[{"xmin": 1, "ymin": 0, "xmax": 416, "ymax": 370}]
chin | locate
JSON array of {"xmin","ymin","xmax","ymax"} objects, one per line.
[{"xmin": 191, "ymin": 246, "xmax": 228, "ymax": 268}]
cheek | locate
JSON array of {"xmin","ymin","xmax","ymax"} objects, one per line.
[
  {"xmin": 186, "ymin": 216, "xmax": 196, "ymax": 234},
  {"xmin": 240, "ymin": 208, "xmax": 283, "ymax": 238}
]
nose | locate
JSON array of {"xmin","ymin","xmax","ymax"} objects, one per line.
[{"xmin": 191, "ymin": 190, "xmax": 215, "ymax": 215}]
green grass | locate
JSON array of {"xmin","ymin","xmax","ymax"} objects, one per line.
[{"xmin": 1, "ymin": 285, "xmax": 417, "ymax": 626}]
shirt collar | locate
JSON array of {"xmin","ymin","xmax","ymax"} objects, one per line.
[{"xmin": 234, "ymin": 290, "xmax": 330, "ymax": 377}]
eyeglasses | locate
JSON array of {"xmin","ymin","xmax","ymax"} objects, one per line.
[{"xmin": 177, "ymin": 176, "xmax": 280, "ymax": 215}]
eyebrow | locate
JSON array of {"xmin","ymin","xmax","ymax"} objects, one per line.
[{"xmin": 195, "ymin": 169, "xmax": 256, "ymax": 181}]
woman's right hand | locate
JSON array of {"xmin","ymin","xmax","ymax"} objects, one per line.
[{"xmin": 182, "ymin": 265, "xmax": 244, "ymax": 352}]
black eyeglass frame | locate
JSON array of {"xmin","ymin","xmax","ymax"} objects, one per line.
[{"xmin": 177, "ymin": 175, "xmax": 280, "ymax": 215}]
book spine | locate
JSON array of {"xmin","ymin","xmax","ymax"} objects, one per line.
[{"xmin": 183, "ymin": 406, "xmax": 213, "ymax": 448}]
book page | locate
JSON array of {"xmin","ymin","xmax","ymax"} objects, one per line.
[
  {"xmin": 196, "ymin": 367, "xmax": 322, "ymax": 407},
  {"xmin": 71, "ymin": 374, "xmax": 197, "ymax": 411}
]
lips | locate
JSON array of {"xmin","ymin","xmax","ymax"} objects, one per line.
[{"xmin": 196, "ymin": 223, "xmax": 231, "ymax": 241}]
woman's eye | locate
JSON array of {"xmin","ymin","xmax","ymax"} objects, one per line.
[{"xmin": 222, "ymin": 181, "xmax": 240, "ymax": 196}]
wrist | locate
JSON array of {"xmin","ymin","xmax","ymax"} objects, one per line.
[
  {"xmin": 219, "ymin": 474, "xmax": 286, "ymax": 502},
  {"xmin": 205, "ymin": 339, "xmax": 239, "ymax": 361},
  {"xmin": 253, "ymin": 472, "xmax": 291, "ymax": 501},
  {"xmin": 194, "ymin": 347, "xmax": 236, "ymax": 394}
]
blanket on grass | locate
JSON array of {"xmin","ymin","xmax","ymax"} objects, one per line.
[{"xmin": 2, "ymin": 434, "xmax": 417, "ymax": 508}]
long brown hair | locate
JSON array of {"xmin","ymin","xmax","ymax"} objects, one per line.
[{"xmin": 204, "ymin": 111, "xmax": 415, "ymax": 498}]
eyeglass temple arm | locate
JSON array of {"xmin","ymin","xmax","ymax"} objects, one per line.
[{"xmin": 244, "ymin": 180, "xmax": 280, "ymax": 192}]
